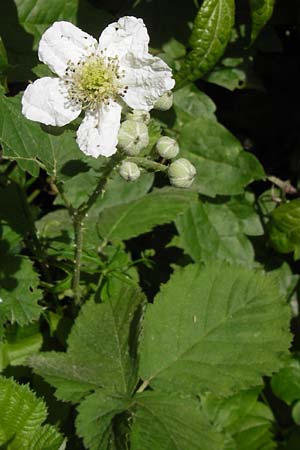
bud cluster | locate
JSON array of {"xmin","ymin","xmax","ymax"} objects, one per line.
[{"xmin": 117, "ymin": 93, "xmax": 196, "ymax": 188}]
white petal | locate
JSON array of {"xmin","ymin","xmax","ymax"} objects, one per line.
[
  {"xmin": 38, "ymin": 21, "xmax": 97, "ymax": 77},
  {"xmin": 121, "ymin": 53, "xmax": 175, "ymax": 111},
  {"xmin": 98, "ymin": 16, "xmax": 149, "ymax": 58},
  {"xmin": 22, "ymin": 77, "xmax": 81, "ymax": 126},
  {"xmin": 76, "ymin": 101, "xmax": 122, "ymax": 158}
]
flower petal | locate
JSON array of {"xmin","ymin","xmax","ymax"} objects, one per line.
[
  {"xmin": 98, "ymin": 16, "xmax": 149, "ymax": 58},
  {"xmin": 76, "ymin": 101, "xmax": 122, "ymax": 157},
  {"xmin": 121, "ymin": 53, "xmax": 175, "ymax": 111},
  {"xmin": 39, "ymin": 21, "xmax": 97, "ymax": 77},
  {"xmin": 22, "ymin": 77, "xmax": 81, "ymax": 126}
]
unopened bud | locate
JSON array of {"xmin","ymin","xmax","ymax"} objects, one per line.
[
  {"xmin": 119, "ymin": 161, "xmax": 141, "ymax": 181},
  {"xmin": 156, "ymin": 136, "xmax": 179, "ymax": 159},
  {"xmin": 118, "ymin": 120, "xmax": 149, "ymax": 155},
  {"xmin": 154, "ymin": 91, "xmax": 173, "ymax": 111},
  {"xmin": 168, "ymin": 158, "xmax": 196, "ymax": 188},
  {"xmin": 126, "ymin": 109, "xmax": 151, "ymax": 125}
]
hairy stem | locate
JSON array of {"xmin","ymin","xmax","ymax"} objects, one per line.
[
  {"xmin": 72, "ymin": 213, "xmax": 84, "ymax": 305},
  {"xmin": 69, "ymin": 152, "xmax": 124, "ymax": 305}
]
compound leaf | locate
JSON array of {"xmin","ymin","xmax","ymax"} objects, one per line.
[{"xmin": 139, "ymin": 263, "xmax": 291, "ymax": 397}]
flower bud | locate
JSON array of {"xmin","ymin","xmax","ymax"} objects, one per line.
[
  {"xmin": 154, "ymin": 91, "xmax": 173, "ymax": 111},
  {"xmin": 168, "ymin": 158, "xmax": 196, "ymax": 188},
  {"xmin": 126, "ymin": 109, "xmax": 151, "ymax": 125},
  {"xmin": 118, "ymin": 120, "xmax": 149, "ymax": 155},
  {"xmin": 119, "ymin": 161, "xmax": 141, "ymax": 181},
  {"xmin": 156, "ymin": 136, "xmax": 179, "ymax": 159}
]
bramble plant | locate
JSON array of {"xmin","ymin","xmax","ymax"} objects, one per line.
[{"xmin": 0, "ymin": 0, "xmax": 299, "ymax": 449}]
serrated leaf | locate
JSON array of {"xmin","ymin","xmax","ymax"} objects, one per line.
[
  {"xmin": 175, "ymin": 199, "xmax": 255, "ymax": 266},
  {"xmin": 271, "ymin": 357, "xmax": 300, "ymax": 405},
  {"xmin": 173, "ymin": 84, "xmax": 216, "ymax": 129},
  {"xmin": 0, "ymin": 376, "xmax": 64, "ymax": 449},
  {"xmin": 30, "ymin": 281, "xmax": 145, "ymax": 402},
  {"xmin": 202, "ymin": 390, "xmax": 276, "ymax": 450},
  {"xmin": 76, "ymin": 390, "xmax": 130, "ymax": 450},
  {"xmin": 131, "ymin": 391, "xmax": 225, "ymax": 450},
  {"xmin": 97, "ymin": 187, "xmax": 197, "ymax": 243},
  {"xmin": 139, "ymin": 263, "xmax": 291, "ymax": 397},
  {"xmin": 268, "ymin": 200, "xmax": 300, "ymax": 259},
  {"xmin": 0, "ymin": 94, "xmax": 82, "ymax": 177},
  {"xmin": 177, "ymin": 0, "xmax": 235, "ymax": 83},
  {"xmin": 250, "ymin": 0, "xmax": 275, "ymax": 43},
  {"xmin": 179, "ymin": 118, "xmax": 265, "ymax": 196},
  {"xmin": 0, "ymin": 255, "xmax": 42, "ymax": 339}
]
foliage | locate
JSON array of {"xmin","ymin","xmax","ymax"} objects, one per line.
[
  {"xmin": 0, "ymin": 0, "xmax": 299, "ymax": 449},
  {"xmin": 0, "ymin": 376, "xmax": 65, "ymax": 449}
]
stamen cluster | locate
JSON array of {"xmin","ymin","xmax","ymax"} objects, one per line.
[{"xmin": 63, "ymin": 51, "xmax": 127, "ymax": 110}]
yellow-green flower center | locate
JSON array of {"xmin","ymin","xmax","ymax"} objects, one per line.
[{"xmin": 64, "ymin": 53, "xmax": 125, "ymax": 110}]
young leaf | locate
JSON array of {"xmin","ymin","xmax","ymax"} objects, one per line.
[
  {"xmin": 179, "ymin": 118, "xmax": 265, "ymax": 197},
  {"xmin": 202, "ymin": 389, "xmax": 276, "ymax": 450},
  {"xmin": 0, "ymin": 376, "xmax": 65, "ymax": 449},
  {"xmin": 139, "ymin": 263, "xmax": 291, "ymax": 397},
  {"xmin": 249, "ymin": 0, "xmax": 275, "ymax": 43},
  {"xmin": 268, "ymin": 200, "xmax": 300, "ymax": 259},
  {"xmin": 130, "ymin": 392, "xmax": 225, "ymax": 450},
  {"xmin": 30, "ymin": 281, "xmax": 145, "ymax": 402},
  {"xmin": 177, "ymin": 0, "xmax": 235, "ymax": 83},
  {"xmin": 271, "ymin": 357, "xmax": 300, "ymax": 405},
  {"xmin": 0, "ymin": 255, "xmax": 42, "ymax": 340},
  {"xmin": 97, "ymin": 187, "xmax": 197, "ymax": 243},
  {"xmin": 175, "ymin": 199, "xmax": 255, "ymax": 267},
  {"xmin": 76, "ymin": 389, "xmax": 131, "ymax": 450}
]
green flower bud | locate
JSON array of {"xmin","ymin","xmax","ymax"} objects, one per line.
[
  {"xmin": 154, "ymin": 91, "xmax": 173, "ymax": 111},
  {"xmin": 156, "ymin": 136, "xmax": 179, "ymax": 159},
  {"xmin": 126, "ymin": 109, "xmax": 151, "ymax": 125},
  {"xmin": 118, "ymin": 120, "xmax": 149, "ymax": 155},
  {"xmin": 168, "ymin": 158, "xmax": 196, "ymax": 188},
  {"xmin": 119, "ymin": 161, "xmax": 141, "ymax": 181}
]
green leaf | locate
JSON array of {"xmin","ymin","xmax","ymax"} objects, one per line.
[
  {"xmin": 0, "ymin": 37, "xmax": 9, "ymax": 90},
  {"xmin": 225, "ymin": 193, "xmax": 264, "ymax": 236},
  {"xmin": 0, "ymin": 255, "xmax": 42, "ymax": 340},
  {"xmin": 14, "ymin": 0, "xmax": 78, "ymax": 48},
  {"xmin": 205, "ymin": 66, "xmax": 246, "ymax": 91},
  {"xmin": 271, "ymin": 357, "xmax": 300, "ymax": 405},
  {"xmin": 177, "ymin": 0, "xmax": 235, "ymax": 83},
  {"xmin": 0, "ymin": 376, "xmax": 64, "ymax": 449},
  {"xmin": 268, "ymin": 200, "xmax": 300, "ymax": 259},
  {"xmin": 139, "ymin": 263, "xmax": 291, "ymax": 397},
  {"xmin": 179, "ymin": 118, "xmax": 265, "ymax": 197},
  {"xmin": 97, "ymin": 187, "xmax": 197, "ymax": 243},
  {"xmin": 249, "ymin": 0, "xmax": 275, "ymax": 43},
  {"xmin": 0, "ymin": 324, "xmax": 42, "ymax": 372},
  {"xmin": 202, "ymin": 389, "xmax": 276, "ymax": 450},
  {"xmin": 175, "ymin": 199, "xmax": 255, "ymax": 267},
  {"xmin": 30, "ymin": 281, "xmax": 145, "ymax": 402},
  {"xmin": 0, "ymin": 94, "xmax": 82, "ymax": 177},
  {"xmin": 130, "ymin": 392, "xmax": 225, "ymax": 450},
  {"xmin": 173, "ymin": 84, "xmax": 216, "ymax": 129},
  {"xmin": 0, "ymin": 182, "xmax": 31, "ymax": 245},
  {"xmin": 76, "ymin": 390, "xmax": 130, "ymax": 450}
]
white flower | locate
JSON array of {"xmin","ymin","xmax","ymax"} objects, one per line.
[{"xmin": 21, "ymin": 17, "xmax": 175, "ymax": 158}]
